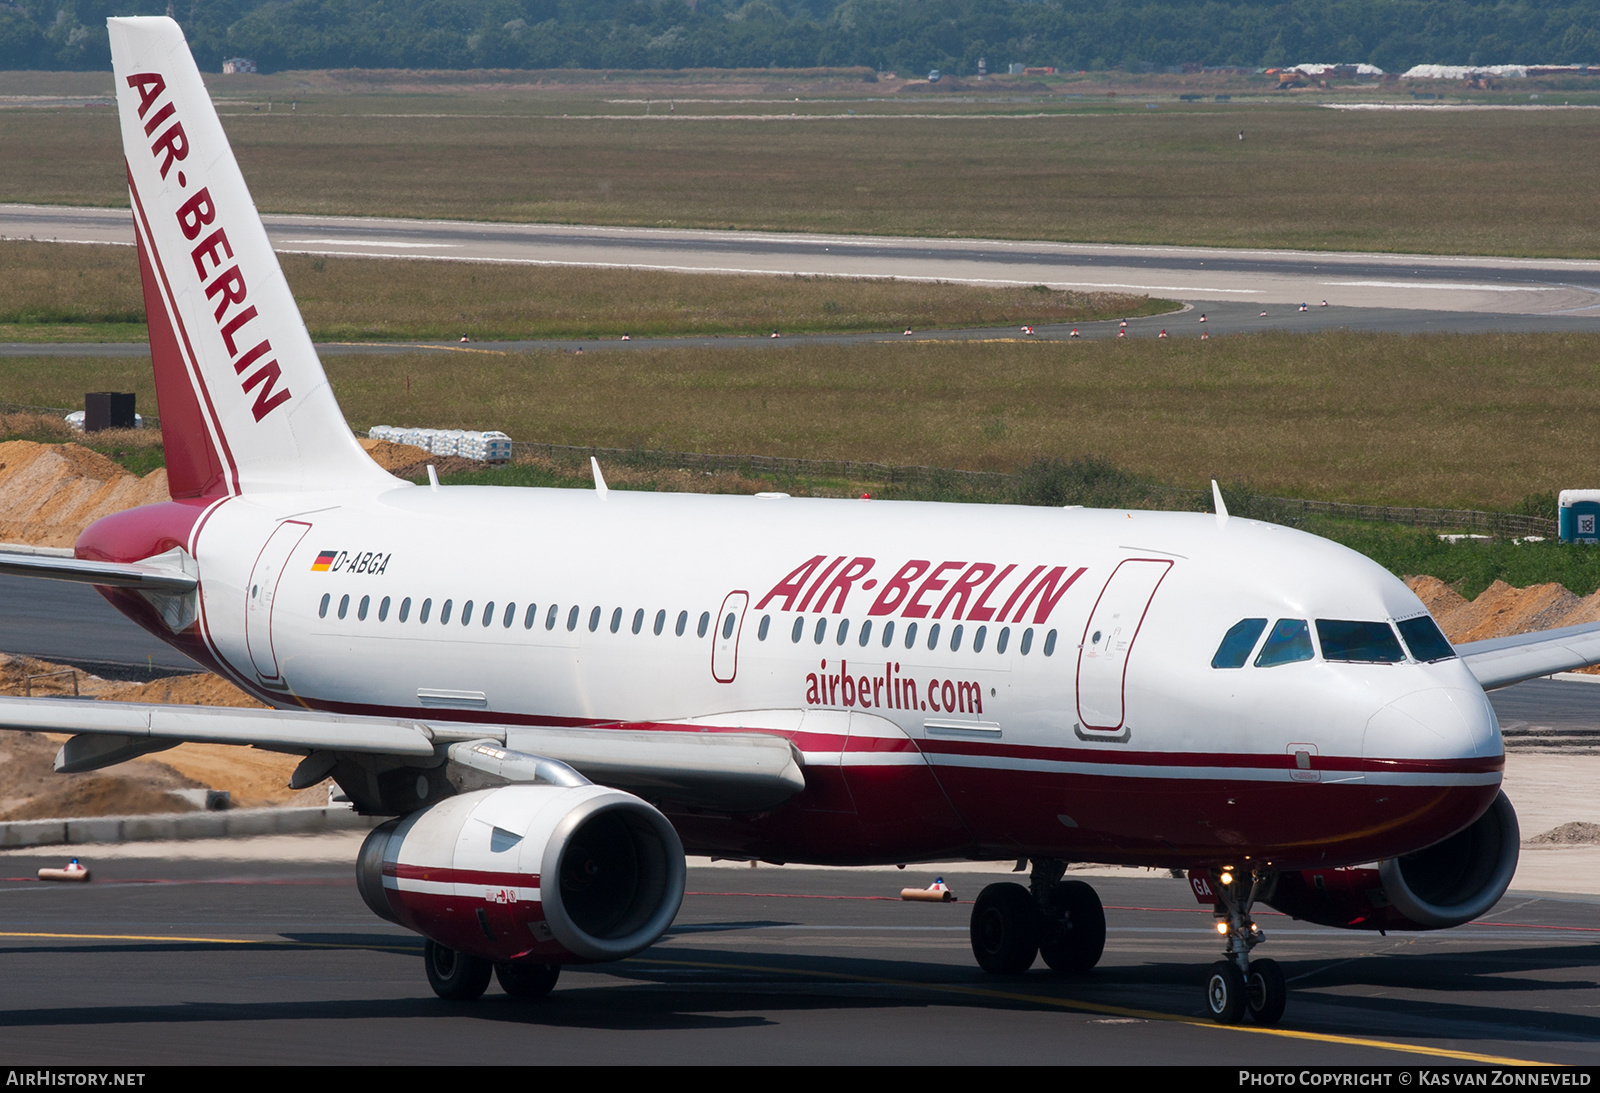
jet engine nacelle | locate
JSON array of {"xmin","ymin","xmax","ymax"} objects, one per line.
[
  {"xmin": 357, "ymin": 784, "xmax": 686, "ymax": 963},
  {"xmin": 1264, "ymin": 790, "xmax": 1520, "ymax": 931}
]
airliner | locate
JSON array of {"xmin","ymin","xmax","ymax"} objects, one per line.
[{"xmin": 2, "ymin": 16, "xmax": 1597, "ymax": 1026}]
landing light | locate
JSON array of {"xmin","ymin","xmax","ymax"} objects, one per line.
[{"xmin": 1215, "ymin": 922, "xmax": 1229, "ymax": 935}]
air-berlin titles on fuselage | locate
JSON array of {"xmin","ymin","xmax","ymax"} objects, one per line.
[
  {"xmin": 761, "ymin": 556, "xmax": 1085, "ymax": 715},
  {"xmin": 757, "ymin": 555, "xmax": 1085, "ymax": 625},
  {"xmin": 125, "ymin": 70, "xmax": 292, "ymax": 423}
]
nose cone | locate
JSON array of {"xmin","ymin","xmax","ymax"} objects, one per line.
[{"xmin": 1364, "ymin": 686, "xmax": 1501, "ymax": 761}]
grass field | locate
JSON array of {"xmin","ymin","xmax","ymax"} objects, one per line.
[
  {"xmin": 8, "ymin": 329, "xmax": 1598, "ymax": 510},
  {"xmin": 0, "ymin": 241, "xmax": 1167, "ymax": 341},
  {"xmin": 5, "ymin": 94, "xmax": 1600, "ymax": 257}
]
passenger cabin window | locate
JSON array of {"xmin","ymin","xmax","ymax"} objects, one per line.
[
  {"xmin": 697, "ymin": 611, "xmax": 711, "ymax": 638},
  {"xmin": 632, "ymin": 608, "xmax": 644, "ymax": 635},
  {"xmin": 813, "ymin": 617, "xmax": 827, "ymax": 644},
  {"xmin": 589, "ymin": 607, "xmax": 601, "ymax": 632},
  {"xmin": 973, "ymin": 625, "xmax": 987, "ymax": 653},
  {"xmin": 881, "ymin": 620, "xmax": 895, "ymax": 648},
  {"xmin": 338, "ymin": 594, "xmax": 349, "ymax": 620},
  {"xmin": 858, "ymin": 619, "xmax": 873, "ymax": 647},
  {"xmin": 1043, "ymin": 629, "xmax": 1057, "ymax": 656},
  {"xmin": 835, "ymin": 618, "xmax": 849, "ymax": 645},
  {"xmin": 1397, "ymin": 616, "xmax": 1455, "ymax": 663},
  {"xmin": 319, "ymin": 593, "xmax": 330, "ymax": 619},
  {"xmin": 997, "ymin": 627, "xmax": 1010, "ymax": 654},
  {"xmin": 567, "ymin": 605, "xmax": 580, "ymax": 631},
  {"xmin": 904, "ymin": 622, "xmax": 918, "ymax": 649},
  {"xmin": 379, "ymin": 596, "xmax": 390, "ymax": 622},
  {"xmin": 1255, "ymin": 619, "xmax": 1313, "ymax": 667},
  {"xmin": 524, "ymin": 603, "xmax": 537, "ymax": 629},
  {"xmin": 675, "ymin": 610, "xmax": 688, "ymax": 637},
  {"xmin": 400, "ymin": 597, "xmax": 412, "ymax": 623},
  {"xmin": 1212, "ymin": 618, "xmax": 1268, "ymax": 668},
  {"xmin": 758, "ymin": 615, "xmax": 770, "ymax": 640},
  {"xmin": 654, "ymin": 610, "xmax": 666, "ymax": 636},
  {"xmin": 461, "ymin": 600, "xmax": 473, "ymax": 626},
  {"xmin": 358, "ymin": 595, "xmax": 370, "ymax": 621},
  {"xmin": 1317, "ymin": 619, "xmax": 1404, "ymax": 664},
  {"xmin": 791, "ymin": 617, "xmax": 804, "ymax": 643},
  {"xmin": 504, "ymin": 602, "xmax": 516, "ymax": 628},
  {"xmin": 950, "ymin": 624, "xmax": 963, "ymax": 652},
  {"xmin": 440, "ymin": 599, "xmax": 453, "ymax": 625},
  {"xmin": 420, "ymin": 598, "xmax": 432, "ymax": 624},
  {"xmin": 1020, "ymin": 628, "xmax": 1033, "ymax": 655},
  {"xmin": 610, "ymin": 607, "xmax": 622, "ymax": 633}
]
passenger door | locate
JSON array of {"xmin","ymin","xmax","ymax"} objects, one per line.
[
  {"xmin": 711, "ymin": 590, "xmax": 749, "ymax": 683},
  {"xmin": 245, "ymin": 520, "xmax": 311, "ymax": 684},
  {"xmin": 1076, "ymin": 558, "xmax": 1172, "ymax": 733}
]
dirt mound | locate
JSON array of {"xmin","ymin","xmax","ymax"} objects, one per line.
[
  {"xmin": 358, "ymin": 437, "xmax": 433, "ymax": 471},
  {"xmin": 0, "ymin": 778, "xmax": 197, "ymax": 822},
  {"xmin": 1527, "ymin": 821, "xmax": 1600, "ymax": 845},
  {"xmin": 1406, "ymin": 576, "xmax": 1469, "ymax": 628},
  {"xmin": 1438, "ymin": 580, "xmax": 1580, "ymax": 643},
  {"xmin": 0, "ymin": 729, "xmax": 204, "ymax": 821},
  {"xmin": 0, "ymin": 440, "xmax": 168, "ymax": 547},
  {"xmin": 1405, "ymin": 576, "xmax": 1600, "ymax": 651},
  {"xmin": 389, "ymin": 454, "xmax": 481, "ymax": 479}
]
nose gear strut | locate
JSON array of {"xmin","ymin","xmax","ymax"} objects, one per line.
[{"xmin": 1205, "ymin": 867, "xmax": 1285, "ymax": 1025}]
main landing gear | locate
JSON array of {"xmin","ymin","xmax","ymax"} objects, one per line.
[
  {"xmin": 423, "ymin": 939, "xmax": 561, "ymax": 1002},
  {"xmin": 969, "ymin": 859, "xmax": 1106, "ymax": 975},
  {"xmin": 1204, "ymin": 867, "xmax": 1285, "ymax": 1026}
]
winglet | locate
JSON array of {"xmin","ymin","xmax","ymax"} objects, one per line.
[
  {"xmin": 591, "ymin": 457, "xmax": 609, "ymax": 496},
  {"xmin": 1212, "ymin": 480, "xmax": 1229, "ymax": 527}
]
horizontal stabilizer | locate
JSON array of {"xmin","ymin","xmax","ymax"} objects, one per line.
[
  {"xmin": 0, "ymin": 550, "xmax": 197, "ymax": 592},
  {"xmin": 1457, "ymin": 621, "xmax": 1600, "ymax": 690}
]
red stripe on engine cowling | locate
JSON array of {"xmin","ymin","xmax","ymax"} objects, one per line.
[{"xmin": 384, "ymin": 862, "xmax": 540, "ymax": 889}]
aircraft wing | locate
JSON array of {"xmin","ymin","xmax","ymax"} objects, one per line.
[
  {"xmin": 0, "ymin": 549, "xmax": 197, "ymax": 593},
  {"xmin": 0, "ymin": 697, "xmax": 805, "ymax": 812},
  {"xmin": 1456, "ymin": 621, "xmax": 1600, "ymax": 690}
]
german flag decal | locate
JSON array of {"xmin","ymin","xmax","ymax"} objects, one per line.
[{"xmin": 311, "ymin": 550, "xmax": 337, "ymax": 572}]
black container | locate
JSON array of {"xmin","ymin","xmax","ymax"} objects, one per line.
[{"xmin": 84, "ymin": 392, "xmax": 136, "ymax": 432}]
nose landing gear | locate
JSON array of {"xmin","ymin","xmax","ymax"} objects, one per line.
[
  {"xmin": 969, "ymin": 859, "xmax": 1107, "ymax": 976},
  {"xmin": 1206, "ymin": 867, "xmax": 1285, "ymax": 1025}
]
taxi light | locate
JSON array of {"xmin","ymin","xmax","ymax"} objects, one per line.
[{"xmin": 1215, "ymin": 922, "xmax": 1229, "ymax": 935}]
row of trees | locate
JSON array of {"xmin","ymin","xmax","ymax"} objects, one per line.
[{"xmin": 5, "ymin": 0, "xmax": 1599, "ymax": 75}]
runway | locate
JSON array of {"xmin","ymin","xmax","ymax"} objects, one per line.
[
  {"xmin": 8, "ymin": 202, "xmax": 1600, "ymax": 319},
  {"xmin": 0, "ymin": 851, "xmax": 1594, "ymax": 1065}
]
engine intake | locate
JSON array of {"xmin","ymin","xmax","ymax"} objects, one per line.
[
  {"xmin": 358, "ymin": 784, "xmax": 685, "ymax": 963},
  {"xmin": 1264, "ymin": 790, "xmax": 1520, "ymax": 931}
]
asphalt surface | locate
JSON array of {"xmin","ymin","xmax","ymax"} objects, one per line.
[
  {"xmin": 8, "ymin": 202, "xmax": 1600, "ymax": 319},
  {"xmin": 0, "ymin": 856, "xmax": 1593, "ymax": 1065},
  {"xmin": 0, "ymin": 573, "xmax": 200, "ymax": 679}
]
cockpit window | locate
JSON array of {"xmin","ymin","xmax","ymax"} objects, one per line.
[
  {"xmin": 1211, "ymin": 618, "xmax": 1268, "ymax": 668},
  {"xmin": 1397, "ymin": 616, "xmax": 1456, "ymax": 663},
  {"xmin": 1255, "ymin": 619, "xmax": 1313, "ymax": 667},
  {"xmin": 1316, "ymin": 619, "xmax": 1405, "ymax": 663}
]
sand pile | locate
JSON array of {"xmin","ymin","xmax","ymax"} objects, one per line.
[
  {"xmin": 358, "ymin": 437, "xmax": 433, "ymax": 471},
  {"xmin": 1527, "ymin": 821, "xmax": 1600, "ymax": 845},
  {"xmin": 1406, "ymin": 575, "xmax": 1600, "ymax": 646},
  {"xmin": 0, "ymin": 440, "xmax": 168, "ymax": 548}
]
